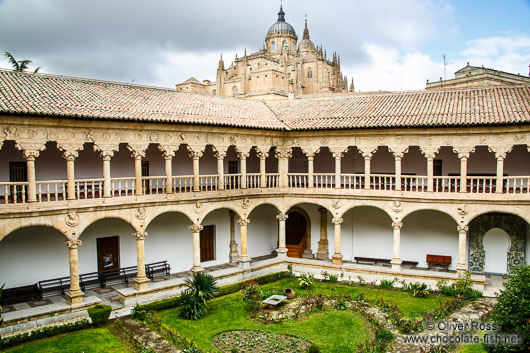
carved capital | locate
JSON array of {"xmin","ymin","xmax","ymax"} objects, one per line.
[
  {"xmin": 93, "ymin": 143, "xmax": 119, "ymax": 159},
  {"xmin": 274, "ymin": 147, "xmax": 292, "ymax": 159},
  {"xmin": 189, "ymin": 224, "xmax": 204, "ymax": 233},
  {"xmin": 362, "ymin": 152, "xmax": 373, "ymax": 160},
  {"xmin": 65, "ymin": 239, "xmax": 82, "ymax": 249},
  {"xmin": 392, "ymin": 222, "xmax": 403, "ymax": 230},
  {"xmin": 455, "ymin": 146, "xmax": 474, "ymax": 160},
  {"xmin": 188, "ymin": 150, "xmax": 203, "ymax": 159},
  {"xmin": 332, "ymin": 152, "xmax": 344, "ymax": 159},
  {"xmin": 493, "ymin": 146, "xmax": 513, "ymax": 160},
  {"xmin": 457, "ymin": 225, "xmax": 469, "ymax": 234},
  {"xmin": 300, "ymin": 147, "xmax": 320, "ymax": 158},
  {"xmin": 332, "ymin": 217, "xmax": 343, "ymax": 225},
  {"xmin": 237, "ymin": 218, "xmax": 250, "ymax": 226},
  {"xmin": 158, "ymin": 145, "xmax": 177, "ymax": 159},
  {"xmin": 215, "ymin": 152, "xmax": 227, "ymax": 160},
  {"xmin": 15, "ymin": 141, "xmax": 46, "ymax": 161},
  {"xmin": 420, "ymin": 146, "xmax": 439, "ymax": 159},
  {"xmin": 127, "ymin": 143, "xmax": 148, "ymax": 159},
  {"xmin": 276, "ymin": 213, "xmax": 288, "ymax": 222},
  {"xmin": 237, "ymin": 151, "xmax": 249, "ymax": 160},
  {"xmin": 57, "ymin": 142, "xmax": 84, "ymax": 160},
  {"xmin": 257, "ymin": 151, "xmax": 269, "ymax": 159},
  {"xmin": 133, "ymin": 231, "xmax": 148, "ymax": 240}
]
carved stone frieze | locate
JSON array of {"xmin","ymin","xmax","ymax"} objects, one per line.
[{"xmin": 65, "ymin": 212, "xmax": 80, "ymax": 227}]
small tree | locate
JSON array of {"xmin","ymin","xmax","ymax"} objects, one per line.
[
  {"xmin": 179, "ymin": 272, "xmax": 218, "ymax": 320},
  {"xmin": 488, "ymin": 264, "xmax": 530, "ymax": 352}
]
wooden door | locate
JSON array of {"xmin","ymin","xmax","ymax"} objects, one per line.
[
  {"xmin": 97, "ymin": 236, "xmax": 120, "ymax": 272},
  {"xmin": 200, "ymin": 225, "xmax": 215, "ymax": 262},
  {"xmin": 9, "ymin": 162, "xmax": 27, "ymax": 202}
]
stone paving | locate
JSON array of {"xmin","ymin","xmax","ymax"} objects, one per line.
[{"xmin": 118, "ymin": 317, "xmax": 180, "ymax": 353}]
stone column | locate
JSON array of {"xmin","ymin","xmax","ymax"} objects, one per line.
[
  {"xmin": 237, "ymin": 218, "xmax": 251, "ymax": 266},
  {"xmin": 363, "ymin": 153, "xmax": 372, "ymax": 190},
  {"xmin": 134, "ymin": 153, "xmax": 143, "ymax": 196},
  {"xmin": 275, "ymin": 148, "xmax": 291, "ymax": 188},
  {"xmin": 65, "ymin": 154, "xmax": 76, "ymax": 200},
  {"xmin": 390, "ymin": 222, "xmax": 403, "ymax": 271},
  {"xmin": 333, "ymin": 152, "xmax": 342, "ymax": 189},
  {"xmin": 164, "ymin": 154, "xmax": 174, "ymax": 194},
  {"xmin": 426, "ymin": 155, "xmax": 434, "ymax": 192},
  {"xmin": 459, "ymin": 152, "xmax": 469, "ymax": 193},
  {"xmin": 216, "ymin": 152, "xmax": 225, "ymax": 190},
  {"xmin": 258, "ymin": 152, "xmax": 267, "ymax": 187},
  {"xmin": 456, "ymin": 225, "xmax": 468, "ymax": 272},
  {"xmin": 189, "ymin": 151, "xmax": 202, "ymax": 192},
  {"xmin": 133, "ymin": 231, "xmax": 150, "ymax": 290},
  {"xmin": 316, "ymin": 208, "xmax": 329, "ymax": 260},
  {"xmin": 23, "ymin": 151, "xmax": 39, "ymax": 202},
  {"xmin": 65, "ymin": 239, "xmax": 84, "ymax": 306},
  {"xmin": 239, "ymin": 152, "xmax": 248, "ymax": 189},
  {"xmin": 276, "ymin": 213, "xmax": 288, "ymax": 258},
  {"xmin": 394, "ymin": 153, "xmax": 402, "ymax": 191},
  {"xmin": 332, "ymin": 217, "xmax": 343, "ymax": 265},
  {"xmin": 189, "ymin": 224, "xmax": 204, "ymax": 272},
  {"xmin": 495, "ymin": 152, "xmax": 505, "ymax": 194},
  {"xmin": 228, "ymin": 211, "xmax": 239, "ymax": 263},
  {"xmin": 102, "ymin": 155, "xmax": 112, "ymax": 197},
  {"xmin": 307, "ymin": 156, "xmax": 314, "ymax": 188}
]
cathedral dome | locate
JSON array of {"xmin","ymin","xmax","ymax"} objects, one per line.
[{"xmin": 266, "ymin": 6, "xmax": 297, "ymax": 38}]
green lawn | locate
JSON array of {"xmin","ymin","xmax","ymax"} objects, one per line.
[
  {"xmin": 3, "ymin": 327, "xmax": 132, "ymax": 353},
  {"xmin": 157, "ymin": 278, "xmax": 451, "ymax": 352},
  {"xmin": 456, "ymin": 343, "xmax": 488, "ymax": 352}
]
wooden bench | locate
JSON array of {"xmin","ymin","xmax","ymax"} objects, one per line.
[
  {"xmin": 354, "ymin": 257, "xmax": 391, "ymax": 265},
  {"xmin": 146, "ymin": 261, "xmax": 171, "ymax": 279},
  {"xmin": 99, "ymin": 266, "xmax": 137, "ymax": 287},
  {"xmin": 1, "ymin": 284, "xmax": 41, "ymax": 305},
  {"xmin": 427, "ymin": 254, "xmax": 451, "ymax": 270},
  {"xmin": 38, "ymin": 276, "xmax": 70, "ymax": 298},
  {"xmin": 401, "ymin": 260, "xmax": 419, "ymax": 268},
  {"xmin": 79, "ymin": 272, "xmax": 102, "ymax": 291}
]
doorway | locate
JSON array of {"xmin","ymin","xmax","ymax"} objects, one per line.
[
  {"xmin": 483, "ymin": 228, "xmax": 510, "ymax": 274},
  {"xmin": 200, "ymin": 225, "xmax": 215, "ymax": 262},
  {"xmin": 285, "ymin": 211, "xmax": 308, "ymax": 258},
  {"xmin": 97, "ymin": 236, "xmax": 120, "ymax": 272}
]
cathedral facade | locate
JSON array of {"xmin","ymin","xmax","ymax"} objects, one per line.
[{"xmin": 176, "ymin": 6, "xmax": 351, "ymax": 100}]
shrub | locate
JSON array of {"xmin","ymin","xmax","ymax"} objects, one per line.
[
  {"xmin": 179, "ymin": 292, "xmax": 207, "ymax": 320},
  {"xmin": 329, "ymin": 274, "xmax": 338, "ymax": 283},
  {"xmin": 131, "ymin": 303, "xmax": 147, "ymax": 321},
  {"xmin": 299, "ymin": 273, "xmax": 314, "ymax": 288},
  {"xmin": 287, "ymin": 264, "xmax": 295, "ymax": 278},
  {"xmin": 376, "ymin": 328, "xmax": 394, "ymax": 342},
  {"xmin": 87, "ymin": 304, "xmax": 112, "ymax": 326},
  {"xmin": 455, "ymin": 270, "xmax": 473, "ymax": 295},
  {"xmin": 409, "ymin": 282, "xmax": 429, "ymax": 297},
  {"xmin": 179, "ymin": 272, "xmax": 218, "ymax": 320},
  {"xmin": 307, "ymin": 344, "xmax": 321, "ymax": 353},
  {"xmin": 320, "ymin": 270, "xmax": 329, "ymax": 281},
  {"xmin": 241, "ymin": 281, "xmax": 263, "ymax": 313},
  {"xmin": 216, "ymin": 272, "xmax": 288, "ymax": 297},
  {"xmin": 489, "ymin": 264, "xmax": 530, "ymax": 351},
  {"xmin": 379, "ymin": 279, "xmax": 395, "ymax": 289}
]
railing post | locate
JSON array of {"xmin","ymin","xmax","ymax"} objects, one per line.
[
  {"xmin": 258, "ymin": 151, "xmax": 268, "ymax": 188},
  {"xmin": 276, "ymin": 213, "xmax": 288, "ymax": 258},
  {"xmin": 133, "ymin": 231, "xmax": 150, "ymax": 290},
  {"xmin": 333, "ymin": 152, "xmax": 343, "ymax": 189},
  {"xmin": 363, "ymin": 153, "xmax": 372, "ymax": 190},
  {"xmin": 215, "ymin": 152, "xmax": 226, "ymax": 190},
  {"xmin": 239, "ymin": 152, "xmax": 248, "ymax": 189},
  {"xmin": 332, "ymin": 217, "xmax": 343, "ymax": 265},
  {"xmin": 65, "ymin": 239, "xmax": 84, "ymax": 306},
  {"xmin": 390, "ymin": 221, "xmax": 403, "ymax": 271},
  {"xmin": 189, "ymin": 225, "xmax": 204, "ymax": 272},
  {"xmin": 456, "ymin": 225, "xmax": 468, "ymax": 272},
  {"xmin": 237, "ymin": 218, "xmax": 251, "ymax": 267}
]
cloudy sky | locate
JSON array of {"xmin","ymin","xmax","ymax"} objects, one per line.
[{"xmin": 0, "ymin": 0, "xmax": 529, "ymax": 92}]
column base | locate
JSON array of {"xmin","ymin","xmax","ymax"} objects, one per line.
[
  {"xmin": 302, "ymin": 249, "xmax": 314, "ymax": 259},
  {"xmin": 276, "ymin": 248, "xmax": 288, "ymax": 259},
  {"xmin": 229, "ymin": 241, "xmax": 239, "ymax": 264},
  {"xmin": 315, "ymin": 252, "xmax": 329, "ymax": 261},
  {"xmin": 455, "ymin": 263, "xmax": 468, "ymax": 272},
  {"xmin": 190, "ymin": 266, "xmax": 204, "ymax": 274},
  {"xmin": 134, "ymin": 276, "xmax": 150, "ymax": 291},
  {"xmin": 332, "ymin": 253, "xmax": 343, "ymax": 265},
  {"xmin": 390, "ymin": 258, "xmax": 402, "ymax": 272},
  {"xmin": 239, "ymin": 257, "xmax": 251, "ymax": 269},
  {"xmin": 65, "ymin": 290, "xmax": 85, "ymax": 306}
]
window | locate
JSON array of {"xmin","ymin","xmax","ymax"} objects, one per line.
[
  {"xmin": 282, "ymin": 40, "xmax": 287, "ymax": 47},
  {"xmin": 292, "ymin": 43, "xmax": 295, "ymax": 51},
  {"xmin": 271, "ymin": 41, "xmax": 276, "ymax": 51},
  {"xmin": 232, "ymin": 86, "xmax": 238, "ymax": 96},
  {"xmin": 307, "ymin": 68, "xmax": 313, "ymax": 79}
]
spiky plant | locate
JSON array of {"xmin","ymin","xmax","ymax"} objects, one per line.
[
  {"xmin": 4, "ymin": 52, "xmax": 40, "ymax": 73},
  {"xmin": 179, "ymin": 272, "xmax": 218, "ymax": 320}
]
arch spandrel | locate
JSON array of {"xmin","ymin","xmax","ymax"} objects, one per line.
[{"xmin": 0, "ymin": 216, "xmax": 70, "ymax": 243}]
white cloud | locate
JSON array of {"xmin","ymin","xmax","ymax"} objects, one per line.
[{"xmin": 343, "ymin": 43, "xmax": 441, "ymax": 92}]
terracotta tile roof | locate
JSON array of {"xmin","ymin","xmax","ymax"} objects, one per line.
[
  {"xmin": 0, "ymin": 69, "xmax": 287, "ymax": 130},
  {"xmin": 0, "ymin": 69, "xmax": 529, "ymax": 131},
  {"xmin": 266, "ymin": 86, "xmax": 530, "ymax": 130}
]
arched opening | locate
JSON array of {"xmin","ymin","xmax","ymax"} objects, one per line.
[
  {"xmin": 286, "ymin": 208, "xmax": 310, "ymax": 258},
  {"xmin": 433, "ymin": 146, "xmax": 460, "ymax": 192},
  {"xmin": 200, "ymin": 145, "xmax": 217, "ymax": 191},
  {"xmin": 247, "ymin": 204, "xmax": 279, "ymax": 259},
  {"xmin": 468, "ymin": 212, "xmax": 528, "ymax": 275},
  {"xmin": 143, "ymin": 143, "xmax": 165, "ymax": 194},
  {"xmin": 0, "ymin": 140, "xmax": 27, "ymax": 203},
  {"xmin": 0, "ymin": 226, "xmax": 68, "ymax": 289},
  {"xmin": 271, "ymin": 41, "xmax": 276, "ymax": 51},
  {"xmin": 314, "ymin": 147, "xmax": 334, "ymax": 187},
  {"xmin": 504, "ymin": 145, "xmax": 530, "ymax": 192},
  {"xmin": 224, "ymin": 145, "xmax": 239, "ymax": 189},
  {"xmin": 76, "ymin": 142, "xmax": 103, "ymax": 198},
  {"xmin": 232, "ymin": 86, "xmax": 238, "ymax": 97},
  {"xmin": 246, "ymin": 147, "xmax": 260, "ymax": 188},
  {"xmin": 35, "ymin": 142, "xmax": 66, "ymax": 201},
  {"xmin": 288, "ymin": 147, "xmax": 308, "ymax": 187},
  {"xmin": 402, "ymin": 146, "xmax": 426, "ymax": 191},
  {"xmin": 371, "ymin": 146, "xmax": 394, "ymax": 190},
  {"xmin": 401, "ymin": 210, "xmax": 458, "ymax": 270},
  {"xmin": 307, "ymin": 68, "xmax": 312, "ymax": 79},
  {"xmin": 483, "ymin": 228, "xmax": 511, "ymax": 274}
]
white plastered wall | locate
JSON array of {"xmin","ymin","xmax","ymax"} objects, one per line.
[
  {"xmin": 0, "ymin": 227, "xmax": 69, "ymax": 288},
  {"xmin": 78, "ymin": 219, "xmax": 137, "ymax": 274},
  {"xmin": 247, "ymin": 205, "xmax": 278, "ymax": 257},
  {"xmin": 401, "ymin": 211, "xmax": 458, "ymax": 269},
  {"xmin": 349, "ymin": 207, "xmax": 393, "ymax": 261}
]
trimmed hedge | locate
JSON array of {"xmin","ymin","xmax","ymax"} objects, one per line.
[
  {"xmin": 87, "ymin": 304, "xmax": 112, "ymax": 326},
  {"xmin": 0, "ymin": 320, "xmax": 90, "ymax": 350},
  {"xmin": 133, "ymin": 271, "xmax": 289, "ymax": 314}
]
